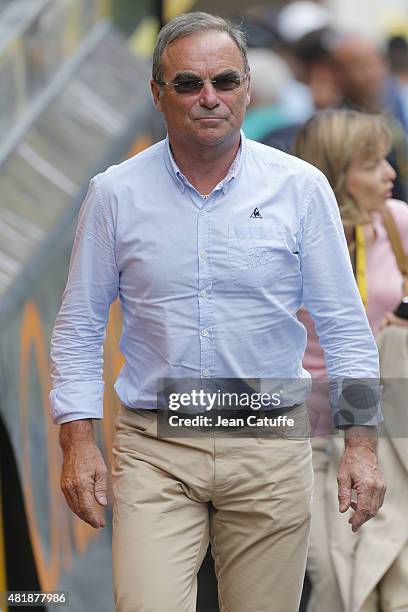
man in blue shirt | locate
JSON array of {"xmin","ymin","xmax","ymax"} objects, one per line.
[{"xmin": 51, "ymin": 12, "xmax": 386, "ymax": 612}]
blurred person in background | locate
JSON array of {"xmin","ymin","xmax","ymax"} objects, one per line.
[
  {"xmin": 289, "ymin": 27, "xmax": 340, "ymax": 111},
  {"xmin": 242, "ymin": 47, "xmax": 313, "ymax": 141},
  {"xmin": 387, "ymin": 35, "xmax": 408, "ymax": 134},
  {"xmin": 333, "ymin": 33, "xmax": 408, "ymax": 201},
  {"xmin": 262, "ymin": 1, "xmax": 341, "ymax": 152},
  {"xmin": 258, "ymin": 3, "xmax": 408, "ymax": 202},
  {"xmin": 293, "ymin": 109, "xmax": 408, "ymax": 612},
  {"xmin": 333, "ymin": 34, "xmax": 387, "ymax": 113},
  {"xmin": 275, "ymin": 1, "xmax": 339, "ymax": 110}
]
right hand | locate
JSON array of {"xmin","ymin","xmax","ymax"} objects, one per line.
[
  {"xmin": 60, "ymin": 440, "xmax": 108, "ymax": 529},
  {"xmin": 380, "ymin": 310, "xmax": 408, "ymax": 330}
]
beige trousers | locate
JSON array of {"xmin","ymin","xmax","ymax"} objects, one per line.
[
  {"xmin": 112, "ymin": 405, "xmax": 313, "ymax": 612},
  {"xmin": 360, "ymin": 540, "xmax": 408, "ymax": 612}
]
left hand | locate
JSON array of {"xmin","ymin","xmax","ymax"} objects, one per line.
[
  {"xmin": 337, "ymin": 429, "xmax": 386, "ymax": 532},
  {"xmin": 380, "ymin": 311, "xmax": 408, "ymax": 330}
]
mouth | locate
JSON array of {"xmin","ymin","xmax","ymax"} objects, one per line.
[{"xmin": 195, "ymin": 117, "xmax": 226, "ymax": 121}]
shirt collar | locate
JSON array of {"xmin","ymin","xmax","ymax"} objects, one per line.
[{"xmin": 164, "ymin": 130, "xmax": 246, "ymax": 195}]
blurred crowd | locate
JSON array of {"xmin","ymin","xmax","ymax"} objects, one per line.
[
  {"xmin": 236, "ymin": 3, "xmax": 408, "ymax": 611},
  {"xmin": 239, "ymin": 0, "xmax": 408, "ymax": 202}
]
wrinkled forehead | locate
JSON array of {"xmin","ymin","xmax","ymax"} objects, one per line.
[{"xmin": 160, "ymin": 31, "xmax": 245, "ymax": 78}]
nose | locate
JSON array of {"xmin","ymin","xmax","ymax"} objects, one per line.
[
  {"xmin": 198, "ymin": 81, "xmax": 219, "ymax": 109},
  {"xmin": 382, "ymin": 158, "xmax": 396, "ymax": 181}
]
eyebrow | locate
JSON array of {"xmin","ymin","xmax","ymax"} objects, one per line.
[{"xmin": 172, "ymin": 69, "xmax": 241, "ymax": 81}]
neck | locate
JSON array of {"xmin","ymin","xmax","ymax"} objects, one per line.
[
  {"xmin": 168, "ymin": 132, "xmax": 241, "ymax": 195},
  {"xmin": 344, "ymin": 218, "xmax": 377, "ymax": 247}
]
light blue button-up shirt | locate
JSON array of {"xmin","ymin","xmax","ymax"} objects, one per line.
[{"xmin": 50, "ymin": 132, "xmax": 381, "ymax": 425}]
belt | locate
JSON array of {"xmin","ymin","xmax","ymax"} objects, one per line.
[{"xmin": 149, "ymin": 403, "xmax": 302, "ymax": 417}]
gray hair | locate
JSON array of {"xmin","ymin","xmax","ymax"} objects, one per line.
[{"xmin": 152, "ymin": 12, "xmax": 249, "ymax": 82}]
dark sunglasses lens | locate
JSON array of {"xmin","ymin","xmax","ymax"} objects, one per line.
[
  {"xmin": 214, "ymin": 77, "xmax": 240, "ymax": 91},
  {"xmin": 174, "ymin": 77, "xmax": 242, "ymax": 93},
  {"xmin": 175, "ymin": 80, "xmax": 203, "ymax": 94}
]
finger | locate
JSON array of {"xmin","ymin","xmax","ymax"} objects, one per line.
[
  {"xmin": 391, "ymin": 314, "xmax": 408, "ymax": 327},
  {"xmin": 62, "ymin": 473, "xmax": 104, "ymax": 529},
  {"xmin": 368, "ymin": 486, "xmax": 383, "ymax": 517},
  {"xmin": 77, "ymin": 488, "xmax": 104, "ymax": 528},
  {"xmin": 349, "ymin": 510, "xmax": 369, "ymax": 532},
  {"xmin": 348, "ymin": 501, "xmax": 368, "ymax": 531},
  {"xmin": 369, "ymin": 477, "xmax": 387, "ymax": 515},
  {"xmin": 98, "ymin": 514, "xmax": 107, "ymax": 528},
  {"xmin": 94, "ymin": 466, "xmax": 108, "ymax": 506},
  {"xmin": 350, "ymin": 486, "xmax": 373, "ymax": 531},
  {"xmin": 61, "ymin": 483, "xmax": 79, "ymax": 516},
  {"xmin": 77, "ymin": 508, "xmax": 105, "ymax": 529},
  {"xmin": 62, "ymin": 485, "xmax": 104, "ymax": 528},
  {"xmin": 356, "ymin": 487, "xmax": 372, "ymax": 516},
  {"xmin": 337, "ymin": 472, "xmax": 352, "ymax": 512},
  {"xmin": 77, "ymin": 497, "xmax": 107, "ymax": 528},
  {"xmin": 77, "ymin": 505, "xmax": 105, "ymax": 528},
  {"xmin": 61, "ymin": 476, "xmax": 82, "ymax": 515}
]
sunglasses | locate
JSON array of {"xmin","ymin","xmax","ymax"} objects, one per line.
[{"xmin": 156, "ymin": 73, "xmax": 249, "ymax": 95}]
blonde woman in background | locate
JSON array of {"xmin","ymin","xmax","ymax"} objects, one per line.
[{"xmin": 293, "ymin": 109, "xmax": 408, "ymax": 612}]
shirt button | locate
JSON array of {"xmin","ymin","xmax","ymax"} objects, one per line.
[
  {"xmin": 199, "ymin": 289, "xmax": 207, "ymax": 297},
  {"xmin": 199, "ymin": 249, "xmax": 207, "ymax": 258},
  {"xmin": 201, "ymin": 329, "xmax": 209, "ymax": 337},
  {"xmin": 202, "ymin": 369, "xmax": 210, "ymax": 377}
]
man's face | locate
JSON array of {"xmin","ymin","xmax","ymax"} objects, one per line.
[
  {"xmin": 151, "ymin": 30, "xmax": 251, "ymax": 148},
  {"xmin": 335, "ymin": 39, "xmax": 386, "ymax": 109}
]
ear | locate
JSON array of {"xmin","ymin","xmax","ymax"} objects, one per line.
[
  {"xmin": 245, "ymin": 71, "xmax": 251, "ymax": 108},
  {"xmin": 150, "ymin": 79, "xmax": 164, "ymax": 112}
]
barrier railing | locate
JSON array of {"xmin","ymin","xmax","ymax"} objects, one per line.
[{"xmin": 0, "ymin": 2, "xmax": 163, "ymax": 606}]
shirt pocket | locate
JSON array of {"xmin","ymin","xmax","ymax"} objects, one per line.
[{"xmin": 228, "ymin": 224, "xmax": 286, "ymax": 288}]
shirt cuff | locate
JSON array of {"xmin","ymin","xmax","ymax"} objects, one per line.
[
  {"xmin": 49, "ymin": 381, "xmax": 105, "ymax": 425},
  {"xmin": 329, "ymin": 379, "xmax": 384, "ymax": 428}
]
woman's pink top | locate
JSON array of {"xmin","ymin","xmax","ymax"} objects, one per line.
[{"xmin": 300, "ymin": 199, "xmax": 408, "ymax": 379}]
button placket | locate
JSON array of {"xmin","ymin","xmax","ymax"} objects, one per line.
[{"xmin": 197, "ymin": 204, "xmax": 213, "ymax": 379}]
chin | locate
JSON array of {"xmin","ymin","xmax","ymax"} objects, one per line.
[
  {"xmin": 196, "ymin": 125, "xmax": 238, "ymax": 144},
  {"xmin": 194, "ymin": 130, "xmax": 230, "ymax": 146}
]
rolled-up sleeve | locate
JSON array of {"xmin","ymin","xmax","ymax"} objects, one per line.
[
  {"xmin": 50, "ymin": 176, "xmax": 119, "ymax": 424},
  {"xmin": 299, "ymin": 173, "xmax": 382, "ymax": 426}
]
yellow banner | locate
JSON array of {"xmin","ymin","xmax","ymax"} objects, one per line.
[
  {"xmin": 97, "ymin": 0, "xmax": 111, "ymax": 19},
  {"xmin": 163, "ymin": 0, "xmax": 196, "ymax": 23},
  {"xmin": 129, "ymin": 16, "xmax": 159, "ymax": 58}
]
